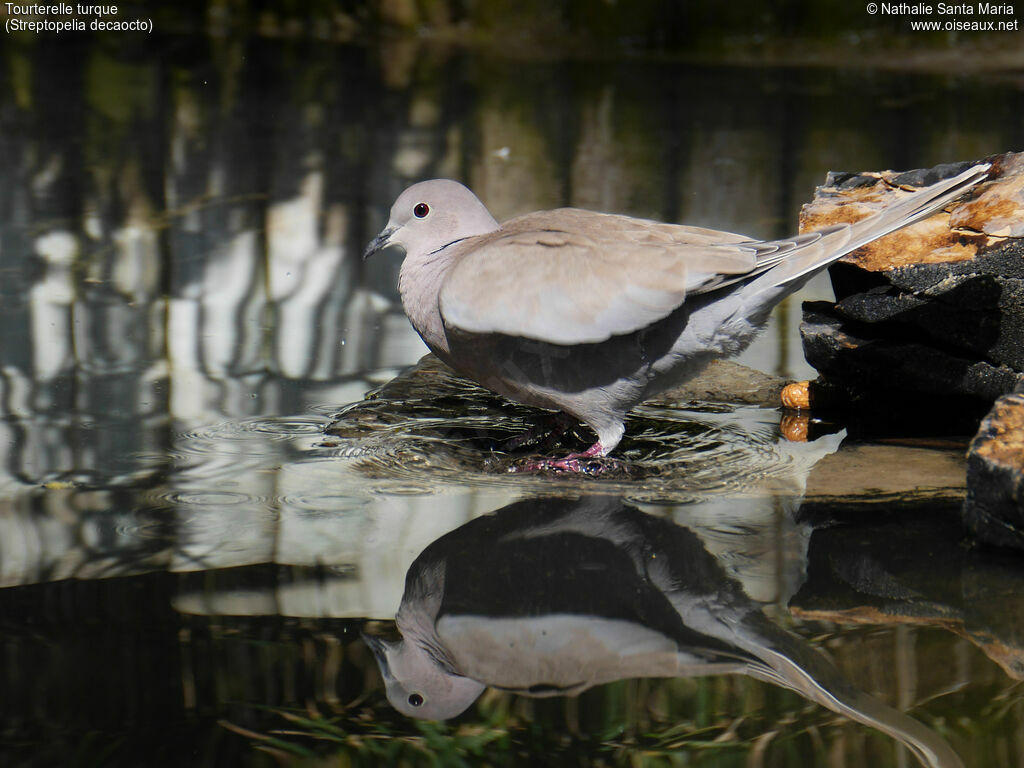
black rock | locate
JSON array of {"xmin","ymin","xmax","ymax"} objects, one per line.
[
  {"xmin": 801, "ymin": 302, "xmax": 1024, "ymax": 404},
  {"xmin": 888, "ymin": 160, "xmax": 980, "ymax": 189},
  {"xmin": 832, "ymin": 281, "xmax": 1013, "ymax": 367},
  {"xmin": 822, "ymin": 171, "xmax": 883, "ymax": 190}
]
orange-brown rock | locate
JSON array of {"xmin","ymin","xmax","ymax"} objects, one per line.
[{"xmin": 965, "ymin": 385, "xmax": 1024, "ymax": 550}]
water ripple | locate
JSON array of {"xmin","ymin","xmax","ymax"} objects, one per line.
[
  {"xmin": 155, "ymin": 365, "xmax": 839, "ymax": 509},
  {"xmin": 161, "ymin": 489, "xmax": 263, "ymax": 507}
]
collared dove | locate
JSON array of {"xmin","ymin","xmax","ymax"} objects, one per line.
[
  {"xmin": 365, "ymin": 163, "xmax": 990, "ymax": 468},
  {"xmin": 363, "ymin": 495, "xmax": 964, "ymax": 768}
]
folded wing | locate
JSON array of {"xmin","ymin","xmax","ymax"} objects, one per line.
[{"xmin": 438, "ymin": 209, "xmax": 763, "ymax": 345}]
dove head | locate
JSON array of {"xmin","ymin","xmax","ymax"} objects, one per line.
[
  {"xmin": 363, "ymin": 179, "xmax": 500, "ymax": 260},
  {"xmin": 363, "ymin": 632, "xmax": 486, "ymax": 720}
]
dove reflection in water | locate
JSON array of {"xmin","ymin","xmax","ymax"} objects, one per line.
[{"xmin": 364, "ymin": 496, "xmax": 964, "ymax": 768}]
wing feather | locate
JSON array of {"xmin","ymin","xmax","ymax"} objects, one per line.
[{"xmin": 438, "ymin": 210, "xmax": 760, "ymax": 345}]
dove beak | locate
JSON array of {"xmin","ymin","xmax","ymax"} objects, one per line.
[
  {"xmin": 363, "ymin": 225, "xmax": 398, "ymax": 260},
  {"xmin": 361, "ymin": 630, "xmax": 397, "ymax": 682}
]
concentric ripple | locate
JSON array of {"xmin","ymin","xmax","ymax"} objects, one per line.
[{"xmin": 321, "ymin": 400, "xmax": 830, "ymax": 502}]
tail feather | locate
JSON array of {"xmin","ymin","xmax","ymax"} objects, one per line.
[{"xmin": 764, "ymin": 161, "xmax": 990, "ymax": 290}]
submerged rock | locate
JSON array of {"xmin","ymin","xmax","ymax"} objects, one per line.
[{"xmin": 800, "ymin": 439, "xmax": 967, "ymax": 507}]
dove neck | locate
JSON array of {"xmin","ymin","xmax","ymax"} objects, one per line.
[{"xmin": 399, "ymin": 246, "xmax": 461, "ymax": 358}]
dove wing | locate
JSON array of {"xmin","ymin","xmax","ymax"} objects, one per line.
[{"xmin": 438, "ymin": 209, "xmax": 763, "ymax": 345}]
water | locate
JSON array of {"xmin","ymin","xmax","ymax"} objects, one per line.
[{"xmin": 2, "ymin": 14, "xmax": 1024, "ymax": 768}]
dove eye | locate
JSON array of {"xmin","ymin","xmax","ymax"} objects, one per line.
[
  {"xmin": 413, "ymin": 203, "xmax": 430, "ymax": 218},
  {"xmin": 408, "ymin": 693, "xmax": 424, "ymax": 707}
]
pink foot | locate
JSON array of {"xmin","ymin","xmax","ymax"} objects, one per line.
[{"xmin": 512, "ymin": 441, "xmax": 612, "ymax": 474}]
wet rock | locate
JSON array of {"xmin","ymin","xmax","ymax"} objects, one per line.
[
  {"xmin": 802, "ymin": 302, "xmax": 1024, "ymax": 405},
  {"xmin": 799, "ymin": 151, "xmax": 1024, "ymax": 433},
  {"xmin": 827, "ymin": 246, "xmax": 1024, "ymax": 371},
  {"xmin": 647, "ymin": 359, "xmax": 787, "ymax": 407},
  {"xmin": 800, "ymin": 439, "xmax": 968, "ymax": 507},
  {"xmin": 964, "ymin": 384, "xmax": 1024, "ymax": 550}
]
